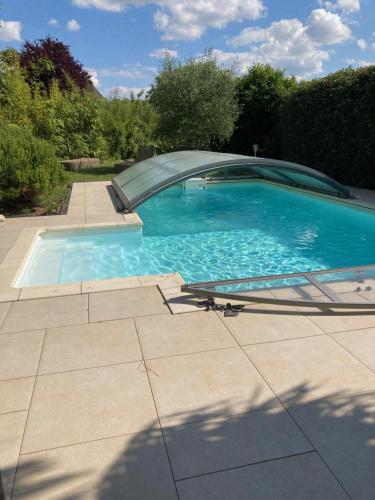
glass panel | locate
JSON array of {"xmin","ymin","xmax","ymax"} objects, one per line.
[
  {"xmin": 314, "ymin": 268, "xmax": 375, "ymax": 303},
  {"xmin": 196, "ymin": 276, "xmax": 331, "ymax": 303},
  {"xmin": 278, "ymin": 169, "xmax": 339, "ymax": 194}
]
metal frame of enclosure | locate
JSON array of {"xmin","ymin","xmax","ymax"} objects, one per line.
[
  {"xmin": 181, "ymin": 265, "xmax": 375, "ymax": 309},
  {"xmin": 112, "ymin": 151, "xmax": 352, "ymax": 211}
]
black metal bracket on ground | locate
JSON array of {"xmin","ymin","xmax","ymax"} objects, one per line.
[{"xmin": 196, "ymin": 297, "xmax": 245, "ymax": 317}]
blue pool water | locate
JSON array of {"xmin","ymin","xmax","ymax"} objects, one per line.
[{"xmin": 17, "ymin": 182, "xmax": 375, "ymax": 287}]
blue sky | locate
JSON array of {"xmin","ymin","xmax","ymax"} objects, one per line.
[{"xmin": 0, "ymin": 0, "xmax": 374, "ymax": 96}]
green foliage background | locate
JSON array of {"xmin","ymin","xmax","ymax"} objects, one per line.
[
  {"xmin": 281, "ymin": 66, "xmax": 375, "ymax": 189},
  {"xmin": 1, "ymin": 36, "xmax": 375, "ymax": 210}
]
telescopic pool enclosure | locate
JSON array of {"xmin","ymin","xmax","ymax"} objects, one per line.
[
  {"xmin": 112, "ymin": 150, "xmax": 351, "ymax": 211},
  {"xmin": 112, "ymin": 151, "xmax": 375, "ymax": 310}
]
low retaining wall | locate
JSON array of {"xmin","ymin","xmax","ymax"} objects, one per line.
[{"xmin": 61, "ymin": 158, "xmax": 101, "ymax": 171}]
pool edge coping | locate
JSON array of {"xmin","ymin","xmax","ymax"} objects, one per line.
[{"xmin": 0, "ymin": 216, "xmax": 191, "ymax": 304}]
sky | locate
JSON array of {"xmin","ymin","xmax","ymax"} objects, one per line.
[{"xmin": 0, "ymin": 0, "xmax": 374, "ymax": 97}]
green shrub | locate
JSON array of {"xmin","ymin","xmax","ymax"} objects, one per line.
[
  {"xmin": 281, "ymin": 66, "xmax": 375, "ymax": 189},
  {"xmin": 0, "ymin": 122, "xmax": 66, "ymax": 207},
  {"xmin": 224, "ymin": 64, "xmax": 297, "ymax": 158},
  {"xmin": 99, "ymin": 97, "xmax": 158, "ymax": 159}
]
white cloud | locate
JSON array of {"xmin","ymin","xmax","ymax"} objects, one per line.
[
  {"xmin": 67, "ymin": 19, "xmax": 81, "ymax": 31},
  {"xmin": 224, "ymin": 9, "xmax": 352, "ymax": 78},
  {"xmin": 103, "ymin": 85, "xmax": 150, "ymax": 98},
  {"xmin": 0, "ymin": 20, "xmax": 22, "ymax": 42},
  {"xmin": 345, "ymin": 58, "xmax": 374, "ymax": 67},
  {"xmin": 357, "ymin": 38, "xmax": 367, "ymax": 50},
  {"xmin": 72, "ymin": 0, "xmax": 266, "ymax": 41},
  {"xmin": 149, "ymin": 47, "xmax": 178, "ymax": 58},
  {"xmin": 156, "ymin": 0, "xmax": 265, "ymax": 41},
  {"xmin": 100, "ymin": 63, "xmax": 156, "ymax": 79},
  {"xmin": 87, "ymin": 68, "xmax": 100, "ymax": 87},
  {"xmin": 306, "ymin": 9, "xmax": 351, "ymax": 45},
  {"xmin": 48, "ymin": 18, "xmax": 59, "ymax": 26},
  {"xmin": 319, "ymin": 0, "xmax": 360, "ymax": 13},
  {"xmin": 72, "ymin": 0, "xmax": 128, "ymax": 11}
]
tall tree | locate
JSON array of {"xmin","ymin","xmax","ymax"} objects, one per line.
[
  {"xmin": 149, "ymin": 53, "xmax": 238, "ymax": 150},
  {"xmin": 227, "ymin": 64, "xmax": 297, "ymax": 158},
  {"xmin": 20, "ymin": 37, "xmax": 93, "ymax": 92}
]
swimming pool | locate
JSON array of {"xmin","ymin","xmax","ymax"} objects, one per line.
[{"xmin": 16, "ymin": 181, "xmax": 375, "ymax": 287}]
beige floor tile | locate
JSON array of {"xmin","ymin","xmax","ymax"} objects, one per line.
[
  {"xmin": 82, "ymin": 276, "xmax": 140, "ymax": 294},
  {"xmin": 305, "ymin": 310, "xmax": 375, "ymax": 333},
  {"xmin": 136, "ymin": 312, "xmax": 236, "ymax": 359},
  {"xmin": 13, "ymin": 431, "xmax": 177, "ymax": 500},
  {"xmin": 331, "ymin": 327, "xmax": 375, "ymax": 372},
  {"xmin": 147, "ymin": 348, "xmax": 278, "ymax": 426},
  {"xmin": 0, "ymin": 303, "xmax": 11, "ymax": 328},
  {"xmin": 0, "ymin": 378, "xmax": 34, "ymax": 414},
  {"xmin": 22, "ymin": 363, "xmax": 157, "ymax": 453},
  {"xmin": 289, "ymin": 391, "xmax": 375, "ymax": 500},
  {"xmin": 39, "ymin": 319, "xmax": 141, "ymax": 374},
  {"xmin": 177, "ymin": 453, "xmax": 347, "ymax": 500},
  {"xmin": 1, "ymin": 295, "xmax": 88, "ymax": 333},
  {"xmin": 0, "ymin": 331, "xmax": 44, "ymax": 380},
  {"xmin": 0, "ymin": 411, "xmax": 28, "ymax": 500},
  {"xmin": 19, "ymin": 283, "xmax": 81, "ymax": 301},
  {"xmin": 139, "ymin": 274, "xmax": 173, "ymax": 287},
  {"xmin": 162, "ymin": 290, "xmax": 202, "ymax": 314},
  {"xmin": 165, "ymin": 406, "xmax": 311, "ymax": 480},
  {"xmin": 245, "ymin": 336, "xmax": 375, "ymax": 404},
  {"xmin": 220, "ymin": 310, "xmax": 323, "ymax": 345},
  {"xmin": 0, "ymin": 287, "xmax": 20, "ymax": 303},
  {"xmin": 89, "ymin": 287, "xmax": 168, "ymax": 322}
]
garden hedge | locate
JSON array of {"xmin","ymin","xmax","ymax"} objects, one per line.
[{"xmin": 281, "ymin": 66, "xmax": 375, "ymax": 189}]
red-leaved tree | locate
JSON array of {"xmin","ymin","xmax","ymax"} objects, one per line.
[{"xmin": 20, "ymin": 37, "xmax": 93, "ymax": 92}]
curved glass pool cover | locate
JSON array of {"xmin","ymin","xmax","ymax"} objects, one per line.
[{"xmin": 112, "ymin": 151, "xmax": 351, "ymax": 211}]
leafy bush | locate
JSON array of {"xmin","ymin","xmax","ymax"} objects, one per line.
[
  {"xmin": 225, "ymin": 64, "xmax": 297, "ymax": 158},
  {"xmin": 281, "ymin": 66, "xmax": 375, "ymax": 188},
  {"xmin": 99, "ymin": 97, "xmax": 158, "ymax": 159},
  {"xmin": 0, "ymin": 122, "xmax": 66, "ymax": 207},
  {"xmin": 30, "ymin": 81, "xmax": 107, "ymax": 159}
]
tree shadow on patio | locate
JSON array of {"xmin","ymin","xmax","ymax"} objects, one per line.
[{"xmin": 97, "ymin": 383, "xmax": 375, "ymax": 500}]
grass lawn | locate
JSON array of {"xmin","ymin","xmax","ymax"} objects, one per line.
[{"xmin": 2, "ymin": 161, "xmax": 120, "ymax": 217}]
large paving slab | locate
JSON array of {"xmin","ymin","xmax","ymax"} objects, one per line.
[
  {"xmin": 164, "ymin": 406, "xmax": 311, "ymax": 480},
  {"xmin": 0, "ymin": 295, "xmax": 88, "ymax": 333},
  {"xmin": 13, "ymin": 432, "xmax": 177, "ymax": 500},
  {"xmin": 219, "ymin": 309, "xmax": 323, "ymax": 345},
  {"xmin": 0, "ymin": 378, "xmax": 34, "ymax": 414},
  {"xmin": 147, "ymin": 348, "xmax": 278, "ymax": 426},
  {"xmin": 244, "ymin": 336, "xmax": 375, "ymax": 404},
  {"xmin": 39, "ymin": 319, "xmax": 141, "ymax": 374},
  {"xmin": 135, "ymin": 312, "xmax": 236, "ymax": 359},
  {"xmin": 22, "ymin": 363, "xmax": 157, "ymax": 453},
  {"xmin": 0, "ymin": 411, "xmax": 28, "ymax": 500},
  {"xmin": 176, "ymin": 453, "xmax": 348, "ymax": 500},
  {"xmin": 0, "ymin": 331, "xmax": 44, "ymax": 380},
  {"xmin": 305, "ymin": 310, "xmax": 375, "ymax": 333},
  {"xmin": 331, "ymin": 327, "xmax": 375, "ymax": 372},
  {"xmin": 89, "ymin": 287, "xmax": 168, "ymax": 322},
  {"xmin": 0, "ymin": 303, "xmax": 11, "ymax": 329},
  {"xmin": 288, "ymin": 391, "xmax": 375, "ymax": 500}
]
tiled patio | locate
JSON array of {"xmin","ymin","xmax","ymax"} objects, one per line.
[{"xmin": 1, "ymin": 183, "xmax": 375, "ymax": 499}]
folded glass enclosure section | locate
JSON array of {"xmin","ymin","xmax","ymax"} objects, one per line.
[
  {"xmin": 112, "ymin": 151, "xmax": 351, "ymax": 211},
  {"xmin": 181, "ymin": 265, "xmax": 375, "ymax": 309}
]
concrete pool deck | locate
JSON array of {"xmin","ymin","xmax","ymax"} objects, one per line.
[{"xmin": 1, "ymin": 182, "xmax": 375, "ymax": 499}]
